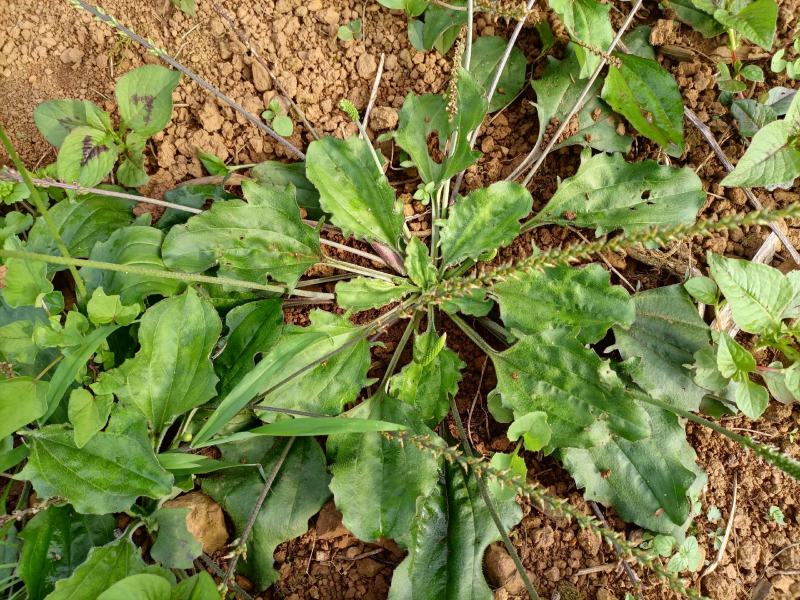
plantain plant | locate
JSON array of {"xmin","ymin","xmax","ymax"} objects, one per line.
[{"xmin": 1, "ymin": 0, "xmax": 799, "ymax": 598}]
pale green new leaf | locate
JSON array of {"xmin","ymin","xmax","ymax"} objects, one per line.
[
  {"xmin": 549, "ymin": 0, "xmax": 614, "ymax": 78},
  {"xmin": 335, "ymin": 277, "xmax": 416, "ymax": 311},
  {"xmin": 720, "ymin": 120, "xmax": 800, "ymax": 188},
  {"xmin": 150, "ymin": 508, "xmax": 202, "ymax": 569},
  {"xmin": 389, "ymin": 329, "xmax": 464, "ymax": 426},
  {"xmin": 162, "ymin": 181, "xmax": 321, "ymax": 287},
  {"xmin": 86, "ymin": 288, "xmax": 141, "ymax": 326},
  {"xmin": 468, "ymin": 36, "xmax": 527, "ymax": 112},
  {"xmin": 532, "ymin": 44, "xmax": 631, "ymax": 153},
  {"xmin": 115, "ymin": 66, "xmax": 181, "ymax": 136},
  {"xmin": 56, "ymin": 127, "xmax": 119, "ymax": 187},
  {"xmin": 393, "ymin": 68, "xmax": 487, "ymax": 184},
  {"xmin": 404, "ymin": 236, "xmax": 437, "ymax": 289},
  {"xmin": 602, "ymin": 53, "xmax": 685, "ymax": 156},
  {"xmin": 306, "ymin": 136, "xmax": 404, "ymax": 250},
  {"xmin": 716, "ymin": 332, "xmax": 755, "ymax": 377},
  {"xmin": 533, "ymin": 153, "xmax": 704, "ymax": 234},
  {"xmin": 493, "ymin": 263, "xmax": 634, "ymax": 344},
  {"xmin": 490, "ymin": 330, "xmax": 650, "ymax": 450},
  {"xmin": 215, "ymin": 299, "xmax": 283, "ymax": 396},
  {"xmin": 439, "ymin": 181, "xmax": 532, "ymax": 267},
  {"xmin": 562, "ymin": 405, "xmax": 706, "ymax": 538},
  {"xmin": 508, "ymin": 411, "xmax": 551, "ymax": 452},
  {"xmin": 733, "ymin": 378, "xmax": 769, "ymax": 419},
  {"xmin": 97, "ymin": 574, "xmax": 171, "ymax": 600},
  {"xmin": 203, "ymin": 438, "xmax": 330, "ymax": 590},
  {"xmin": 328, "ymin": 396, "xmax": 440, "ymax": 546},
  {"xmin": 44, "ymin": 537, "xmax": 147, "ymax": 600},
  {"xmin": 195, "ymin": 310, "xmax": 369, "ymax": 445},
  {"xmin": 708, "ymin": 253, "xmax": 794, "ymax": 333},
  {"xmin": 388, "ymin": 457, "xmax": 521, "ymax": 600},
  {"xmin": 713, "ymin": 0, "xmax": 777, "ymax": 50},
  {"xmin": 2, "ymin": 238, "xmax": 53, "ymax": 308},
  {"xmin": 34, "ymin": 99, "xmax": 111, "ymax": 148},
  {"xmin": 102, "ymin": 289, "xmax": 221, "ymax": 433},
  {"xmin": 376, "ymin": 0, "xmax": 429, "ymax": 16},
  {"xmin": 0, "ymin": 377, "xmax": 47, "ymax": 440},
  {"xmin": 68, "ymin": 388, "xmax": 113, "ymax": 449},
  {"xmin": 17, "ymin": 425, "xmax": 173, "ymax": 514},
  {"xmin": 82, "ymin": 226, "xmax": 184, "ymax": 304}
]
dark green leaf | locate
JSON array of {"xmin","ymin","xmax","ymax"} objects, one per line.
[
  {"xmin": 549, "ymin": 0, "xmax": 614, "ymax": 77},
  {"xmin": 171, "ymin": 572, "xmax": 219, "ymax": 600},
  {"xmin": 68, "ymin": 388, "xmax": 113, "ymax": 449},
  {"xmin": 18, "ymin": 506, "xmax": 115, "ymax": 600},
  {"xmin": 731, "ymin": 99, "xmax": 777, "ymax": 137},
  {"xmin": 414, "ymin": 1, "xmax": 466, "ymax": 52},
  {"xmin": 494, "ymin": 263, "xmax": 634, "ymax": 344},
  {"xmin": 158, "ymin": 184, "xmax": 236, "ymax": 230},
  {"xmin": 665, "ymin": 0, "xmax": 725, "ymax": 37},
  {"xmin": 468, "ymin": 36, "xmax": 527, "ymax": 112},
  {"xmin": 328, "ymin": 396, "xmax": 440, "ymax": 546},
  {"xmin": 250, "ymin": 161, "xmax": 323, "ymax": 219},
  {"xmin": 439, "ymin": 181, "xmax": 531, "ymax": 267},
  {"xmin": 82, "ymin": 226, "xmax": 184, "ymax": 304},
  {"xmin": 713, "ymin": 0, "xmax": 777, "ymax": 50},
  {"xmin": 18, "ymin": 425, "xmax": 174, "ymax": 514},
  {"xmin": 533, "ymin": 153, "xmax": 704, "ymax": 234},
  {"xmin": 215, "ymin": 299, "xmax": 283, "ymax": 397},
  {"xmin": 56, "ymin": 127, "xmax": 119, "ymax": 187},
  {"xmin": 203, "ymin": 438, "xmax": 330, "ymax": 590},
  {"xmin": 490, "ymin": 330, "xmax": 650, "ymax": 450},
  {"xmin": 150, "ymin": 508, "xmax": 202, "ymax": 569},
  {"xmin": 115, "ymin": 66, "xmax": 181, "ymax": 136},
  {"xmin": 306, "ymin": 136, "xmax": 404, "ymax": 250},
  {"xmin": 602, "ymin": 53, "xmax": 685, "ymax": 156},
  {"xmin": 33, "ymin": 99, "xmax": 111, "ymax": 148}
]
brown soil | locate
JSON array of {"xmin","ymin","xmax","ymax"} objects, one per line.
[{"xmin": 2, "ymin": 0, "xmax": 800, "ymax": 599}]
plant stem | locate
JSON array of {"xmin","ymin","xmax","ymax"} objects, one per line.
[
  {"xmin": 324, "ymin": 256, "xmax": 395, "ymax": 282},
  {"xmin": 464, "ymin": 0, "xmax": 474, "ymax": 70},
  {"xmin": 0, "ymin": 126, "xmax": 87, "ymax": 297},
  {"xmin": 449, "ymin": 313, "xmax": 496, "ymax": 355},
  {"xmin": 221, "ymin": 437, "xmax": 295, "ymax": 592},
  {"xmin": 379, "ymin": 312, "xmax": 420, "ymax": 392},
  {"xmin": 0, "ymin": 248, "xmax": 334, "ymax": 300},
  {"xmin": 362, "ymin": 53, "xmax": 386, "ymax": 135},
  {"xmin": 449, "ymin": 395, "xmax": 540, "ymax": 600},
  {"xmin": 72, "ymin": 0, "xmax": 305, "ymax": 160},
  {"xmin": 319, "ymin": 239, "xmax": 387, "ymax": 267}
]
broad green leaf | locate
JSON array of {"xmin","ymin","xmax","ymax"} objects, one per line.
[
  {"xmin": 562, "ymin": 405, "xmax": 706, "ymax": 538},
  {"xmin": 0, "ymin": 211, "xmax": 33, "ymax": 242},
  {"xmin": 612, "ymin": 285, "xmax": 713, "ymax": 411},
  {"xmin": 377, "ymin": 0, "xmax": 429, "ymax": 16},
  {"xmin": 486, "ymin": 451, "xmax": 527, "ymax": 503},
  {"xmin": 0, "ymin": 377, "xmax": 47, "ymax": 439},
  {"xmin": 18, "ymin": 425, "xmax": 174, "ymax": 514},
  {"xmin": 0, "ymin": 300, "xmax": 53, "ymax": 375},
  {"xmin": 203, "ymin": 438, "xmax": 330, "ymax": 590},
  {"xmin": 733, "ymin": 378, "xmax": 769, "ymax": 419},
  {"xmin": 215, "ymin": 299, "xmax": 283, "ymax": 396},
  {"xmin": 493, "ymin": 263, "xmax": 634, "ymax": 344},
  {"xmin": 328, "ymin": 396, "xmax": 440, "ymax": 546},
  {"xmin": 162, "ymin": 181, "xmax": 321, "ymax": 287},
  {"xmin": 244, "ymin": 416, "xmax": 407, "ymax": 437},
  {"xmin": 666, "ymin": 0, "xmax": 724, "ymax": 37},
  {"xmin": 27, "ymin": 190, "xmax": 134, "ymax": 261},
  {"xmin": 82, "ymin": 226, "xmax": 184, "ymax": 304},
  {"xmin": 684, "ymin": 276, "xmax": 718, "ymax": 304},
  {"xmin": 549, "ymin": 0, "xmax": 613, "ymax": 77},
  {"xmin": 115, "ymin": 66, "xmax": 181, "ymax": 136},
  {"xmin": 716, "ymin": 332, "xmax": 755, "ymax": 377},
  {"xmin": 533, "ymin": 153, "xmax": 704, "ymax": 234},
  {"xmin": 490, "ymin": 330, "xmax": 650, "ymax": 450},
  {"xmin": 86, "ymin": 288, "xmax": 141, "ymax": 326},
  {"xmin": 388, "ymin": 456, "xmax": 522, "ymax": 600},
  {"xmin": 720, "ymin": 120, "xmax": 800, "ymax": 188},
  {"xmin": 404, "ymin": 236, "xmax": 437, "ymax": 289},
  {"xmin": 34, "ymin": 99, "xmax": 110, "ymax": 148},
  {"xmin": 389, "ymin": 329, "xmax": 464, "ymax": 427},
  {"xmin": 45, "ymin": 537, "xmax": 147, "ymax": 600},
  {"xmin": 762, "ymin": 362, "xmax": 799, "ymax": 404},
  {"xmin": 623, "ymin": 26, "xmax": 656, "ymax": 60},
  {"xmin": 713, "ymin": 0, "xmax": 777, "ymax": 50},
  {"xmin": 692, "ymin": 347, "xmax": 730, "ymax": 393},
  {"xmin": 602, "ymin": 53, "xmax": 685, "ymax": 156},
  {"xmin": 56, "ymin": 127, "xmax": 119, "ymax": 187},
  {"xmin": 2, "ymin": 237, "xmax": 53, "ymax": 307},
  {"xmin": 708, "ymin": 253, "xmax": 794, "ymax": 333},
  {"xmin": 102, "ymin": 289, "xmax": 221, "ymax": 433},
  {"xmin": 763, "ymin": 87, "xmax": 797, "ymax": 116},
  {"xmin": 393, "ymin": 68, "xmax": 487, "ymax": 184},
  {"xmin": 532, "ymin": 45, "xmax": 631, "ymax": 154},
  {"xmin": 45, "ymin": 323, "xmax": 121, "ymax": 420},
  {"xmin": 158, "ymin": 184, "xmax": 236, "ymax": 230},
  {"xmin": 441, "ymin": 288, "xmax": 493, "ymax": 317},
  {"xmin": 150, "ymin": 508, "xmax": 202, "ymax": 569},
  {"xmin": 439, "ymin": 181, "xmax": 532, "ymax": 267},
  {"xmin": 468, "ymin": 36, "xmax": 527, "ymax": 112},
  {"xmin": 195, "ymin": 310, "xmax": 369, "ymax": 445},
  {"xmin": 306, "ymin": 136, "xmax": 404, "ymax": 250},
  {"xmin": 335, "ymin": 277, "xmax": 416, "ymax": 311},
  {"xmin": 412, "ymin": 1, "xmax": 466, "ymax": 53},
  {"xmin": 731, "ymin": 99, "xmax": 777, "ymax": 137},
  {"xmin": 171, "ymin": 572, "xmax": 219, "ymax": 600},
  {"xmin": 0, "ymin": 436, "xmax": 28, "ymax": 472},
  {"xmin": 116, "ymin": 132, "xmax": 149, "ymax": 188},
  {"xmin": 250, "ymin": 161, "xmax": 322, "ymax": 219},
  {"xmin": 68, "ymin": 388, "xmax": 113, "ymax": 449},
  {"xmin": 508, "ymin": 411, "xmax": 551, "ymax": 452},
  {"xmin": 97, "ymin": 574, "xmax": 171, "ymax": 600},
  {"xmin": 19, "ymin": 506, "xmax": 115, "ymax": 600}
]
